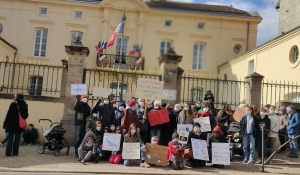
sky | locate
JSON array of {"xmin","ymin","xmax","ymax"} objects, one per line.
[{"xmin": 170, "ymin": 0, "xmax": 279, "ymax": 46}]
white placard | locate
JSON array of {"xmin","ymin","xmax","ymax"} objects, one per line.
[
  {"xmin": 177, "ymin": 124, "xmax": 193, "ymax": 132},
  {"xmin": 212, "ymin": 143, "xmax": 230, "ymax": 165},
  {"xmin": 194, "ymin": 117, "xmax": 211, "ymax": 132},
  {"xmin": 191, "ymin": 138, "xmax": 209, "ymax": 161},
  {"xmin": 71, "ymin": 84, "xmax": 88, "ymax": 95},
  {"xmin": 122, "ymin": 142, "xmax": 140, "ymax": 159},
  {"xmin": 162, "ymin": 89, "xmax": 177, "ymax": 100},
  {"xmin": 122, "ymin": 93, "xmax": 132, "ymax": 101},
  {"xmin": 102, "ymin": 133, "xmax": 121, "ymax": 151},
  {"xmin": 135, "ymin": 78, "xmax": 164, "ymax": 101},
  {"xmin": 178, "ymin": 131, "xmax": 189, "ymax": 145},
  {"xmin": 92, "ymin": 87, "xmax": 111, "ymax": 97}
]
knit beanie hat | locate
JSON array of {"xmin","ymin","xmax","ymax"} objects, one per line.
[
  {"xmin": 119, "ymin": 102, "xmax": 126, "ymax": 108},
  {"xmin": 193, "ymin": 122, "xmax": 201, "ymax": 128},
  {"xmin": 127, "ymin": 100, "xmax": 136, "ymax": 107},
  {"xmin": 212, "ymin": 126, "xmax": 222, "ymax": 135},
  {"xmin": 172, "ymin": 132, "xmax": 179, "ymax": 139}
]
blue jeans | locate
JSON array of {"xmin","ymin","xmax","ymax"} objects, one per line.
[
  {"xmin": 6, "ymin": 132, "xmax": 21, "ymax": 156},
  {"xmin": 242, "ymin": 133, "xmax": 255, "ymax": 159},
  {"xmin": 288, "ymin": 134, "xmax": 299, "ymax": 154},
  {"xmin": 150, "ymin": 129, "xmax": 161, "ymax": 143},
  {"xmin": 124, "ymin": 148, "xmax": 146, "ymax": 166},
  {"xmin": 75, "ymin": 125, "xmax": 85, "ymax": 155}
]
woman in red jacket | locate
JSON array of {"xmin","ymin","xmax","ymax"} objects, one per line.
[
  {"xmin": 166, "ymin": 133, "xmax": 184, "ymax": 170},
  {"xmin": 121, "ymin": 100, "xmax": 140, "ymax": 133}
]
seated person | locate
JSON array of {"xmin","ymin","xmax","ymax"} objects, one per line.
[
  {"xmin": 166, "ymin": 133, "xmax": 184, "ymax": 170},
  {"xmin": 22, "ymin": 124, "xmax": 38, "ymax": 145},
  {"xmin": 78, "ymin": 137, "xmax": 95, "ymax": 164}
]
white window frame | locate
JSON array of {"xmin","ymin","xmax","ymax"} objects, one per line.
[
  {"xmin": 29, "ymin": 76, "xmax": 43, "ymax": 96},
  {"xmin": 165, "ymin": 20, "xmax": 172, "ymax": 27},
  {"xmin": 70, "ymin": 31, "xmax": 83, "ymax": 45},
  {"xmin": 160, "ymin": 40, "xmax": 172, "ymax": 54},
  {"xmin": 192, "ymin": 43, "xmax": 205, "ymax": 70},
  {"xmin": 33, "ymin": 28, "xmax": 48, "ymax": 58},
  {"xmin": 115, "ymin": 37, "xmax": 128, "ymax": 56},
  {"xmin": 40, "ymin": 8, "xmax": 47, "ymax": 15},
  {"xmin": 75, "ymin": 11, "xmax": 83, "ymax": 19},
  {"xmin": 190, "ymin": 87, "xmax": 203, "ymax": 102}
]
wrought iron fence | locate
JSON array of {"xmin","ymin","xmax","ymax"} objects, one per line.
[
  {"xmin": 96, "ymin": 54, "xmax": 144, "ymax": 70},
  {"xmin": 0, "ymin": 60, "xmax": 62, "ymax": 96}
]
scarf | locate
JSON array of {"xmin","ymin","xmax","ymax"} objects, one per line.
[
  {"xmin": 200, "ymin": 111, "xmax": 211, "ymax": 117},
  {"xmin": 246, "ymin": 115, "xmax": 254, "ymax": 134},
  {"xmin": 185, "ymin": 112, "xmax": 189, "ymax": 124},
  {"xmin": 226, "ymin": 110, "xmax": 235, "ymax": 122}
]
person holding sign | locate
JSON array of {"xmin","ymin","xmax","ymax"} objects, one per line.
[
  {"xmin": 121, "ymin": 100, "xmax": 140, "ymax": 133},
  {"xmin": 149, "ymin": 101, "xmax": 164, "ymax": 144},
  {"xmin": 178, "ymin": 102, "xmax": 194, "ymax": 124},
  {"xmin": 123, "ymin": 124, "xmax": 150, "ymax": 168},
  {"xmin": 115, "ymin": 102, "xmax": 126, "ymax": 126},
  {"xmin": 109, "ymin": 126, "xmax": 124, "ymax": 164},
  {"xmin": 93, "ymin": 96, "xmax": 115, "ymax": 128}
]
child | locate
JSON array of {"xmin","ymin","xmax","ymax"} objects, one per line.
[
  {"xmin": 151, "ymin": 136, "xmax": 158, "ymax": 144},
  {"xmin": 78, "ymin": 137, "xmax": 95, "ymax": 164},
  {"xmin": 22, "ymin": 124, "xmax": 38, "ymax": 145},
  {"xmin": 110, "ymin": 124, "xmax": 116, "ymax": 133},
  {"xmin": 109, "ymin": 126, "xmax": 123, "ymax": 164},
  {"xmin": 104, "ymin": 126, "xmax": 110, "ymax": 133},
  {"xmin": 167, "ymin": 133, "xmax": 184, "ymax": 170},
  {"xmin": 86, "ymin": 109, "xmax": 98, "ymax": 130},
  {"xmin": 0, "ymin": 132, "xmax": 9, "ymax": 147}
]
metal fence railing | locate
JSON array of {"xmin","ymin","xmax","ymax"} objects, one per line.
[{"xmin": 96, "ymin": 54, "xmax": 145, "ymax": 70}]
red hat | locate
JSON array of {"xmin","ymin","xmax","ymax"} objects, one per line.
[
  {"xmin": 111, "ymin": 100, "xmax": 117, "ymax": 104},
  {"xmin": 212, "ymin": 126, "xmax": 222, "ymax": 135},
  {"xmin": 127, "ymin": 100, "xmax": 136, "ymax": 107}
]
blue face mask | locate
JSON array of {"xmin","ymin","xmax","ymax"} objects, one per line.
[
  {"xmin": 172, "ymin": 140, "xmax": 179, "ymax": 144},
  {"xmin": 184, "ymin": 107, "xmax": 189, "ymax": 111},
  {"xmin": 126, "ymin": 106, "xmax": 131, "ymax": 110},
  {"xmin": 131, "ymin": 129, "xmax": 136, "ymax": 134},
  {"xmin": 96, "ymin": 127, "xmax": 101, "ymax": 131},
  {"xmin": 246, "ymin": 111, "xmax": 251, "ymax": 116},
  {"xmin": 110, "ymin": 127, "xmax": 115, "ymax": 131}
]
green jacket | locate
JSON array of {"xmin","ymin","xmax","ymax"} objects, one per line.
[{"xmin": 86, "ymin": 115, "xmax": 96, "ymax": 130}]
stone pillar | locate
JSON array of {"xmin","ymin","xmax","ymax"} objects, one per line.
[
  {"xmin": 245, "ymin": 72, "xmax": 264, "ymax": 107},
  {"xmin": 158, "ymin": 48, "xmax": 183, "ymax": 104},
  {"xmin": 60, "ymin": 38, "xmax": 90, "ymax": 145},
  {"xmin": 60, "ymin": 58, "xmax": 68, "ymax": 98}
]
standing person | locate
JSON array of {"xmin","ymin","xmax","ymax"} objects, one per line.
[
  {"xmin": 255, "ymin": 109, "xmax": 271, "ymax": 164},
  {"xmin": 137, "ymin": 105, "xmax": 148, "ymax": 144},
  {"xmin": 93, "ymin": 96, "xmax": 115, "ymax": 128},
  {"xmin": 174, "ymin": 104, "xmax": 182, "ymax": 114},
  {"xmin": 268, "ymin": 105, "xmax": 280, "ymax": 161},
  {"xmin": 166, "ymin": 104, "xmax": 178, "ymax": 144},
  {"xmin": 178, "ymin": 102, "xmax": 193, "ymax": 124},
  {"xmin": 204, "ymin": 91, "xmax": 216, "ymax": 114},
  {"xmin": 121, "ymin": 100, "xmax": 140, "ymax": 133},
  {"xmin": 196, "ymin": 101, "xmax": 217, "ymax": 140},
  {"xmin": 115, "ymin": 102, "xmax": 125, "ymax": 126},
  {"xmin": 286, "ymin": 105, "xmax": 300, "ymax": 158},
  {"xmin": 278, "ymin": 106, "xmax": 288, "ymax": 153},
  {"xmin": 3, "ymin": 93, "xmax": 28, "ymax": 157},
  {"xmin": 240, "ymin": 106, "xmax": 257, "ymax": 164},
  {"xmin": 74, "ymin": 95, "xmax": 91, "ymax": 158},
  {"xmin": 252, "ymin": 105, "xmax": 260, "ymax": 118},
  {"xmin": 149, "ymin": 101, "xmax": 164, "ymax": 143},
  {"xmin": 195, "ymin": 100, "xmax": 202, "ymax": 112},
  {"xmin": 218, "ymin": 104, "xmax": 235, "ymax": 128},
  {"xmin": 22, "ymin": 124, "xmax": 38, "ymax": 145}
]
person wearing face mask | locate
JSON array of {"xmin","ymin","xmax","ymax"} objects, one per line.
[
  {"xmin": 267, "ymin": 105, "xmax": 280, "ymax": 160},
  {"xmin": 149, "ymin": 101, "xmax": 164, "ymax": 143},
  {"xmin": 195, "ymin": 101, "xmax": 202, "ymax": 112},
  {"xmin": 93, "ymin": 96, "xmax": 115, "ymax": 129},
  {"xmin": 74, "ymin": 95, "xmax": 91, "ymax": 158},
  {"xmin": 115, "ymin": 102, "xmax": 126, "ymax": 126},
  {"xmin": 239, "ymin": 106, "xmax": 257, "ymax": 164},
  {"xmin": 136, "ymin": 105, "xmax": 148, "ymax": 144},
  {"xmin": 174, "ymin": 104, "xmax": 182, "ymax": 114},
  {"xmin": 278, "ymin": 106, "xmax": 288, "ymax": 153},
  {"xmin": 86, "ymin": 109, "xmax": 99, "ymax": 130},
  {"xmin": 121, "ymin": 100, "xmax": 140, "ymax": 134},
  {"xmin": 255, "ymin": 108, "xmax": 270, "ymax": 164},
  {"xmin": 166, "ymin": 132, "xmax": 184, "ymax": 170},
  {"xmin": 204, "ymin": 91, "xmax": 216, "ymax": 114},
  {"xmin": 286, "ymin": 105, "xmax": 300, "ymax": 158},
  {"xmin": 165, "ymin": 104, "xmax": 178, "ymax": 145},
  {"xmin": 178, "ymin": 102, "xmax": 193, "ymax": 124}
]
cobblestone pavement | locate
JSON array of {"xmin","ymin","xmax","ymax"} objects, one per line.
[{"xmin": 0, "ymin": 145, "xmax": 299, "ymax": 175}]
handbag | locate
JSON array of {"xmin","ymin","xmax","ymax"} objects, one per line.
[
  {"xmin": 16, "ymin": 102, "xmax": 27, "ymax": 129},
  {"xmin": 77, "ymin": 113, "xmax": 84, "ymax": 120},
  {"xmin": 184, "ymin": 148, "xmax": 193, "ymax": 159}
]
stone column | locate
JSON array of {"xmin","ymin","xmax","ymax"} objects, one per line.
[
  {"xmin": 60, "ymin": 58, "xmax": 68, "ymax": 98},
  {"xmin": 245, "ymin": 72, "xmax": 264, "ymax": 107},
  {"xmin": 158, "ymin": 48, "xmax": 183, "ymax": 104},
  {"xmin": 60, "ymin": 38, "xmax": 90, "ymax": 145}
]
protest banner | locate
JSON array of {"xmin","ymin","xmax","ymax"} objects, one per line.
[
  {"xmin": 71, "ymin": 84, "xmax": 88, "ymax": 95},
  {"xmin": 122, "ymin": 93, "xmax": 132, "ymax": 101},
  {"xmin": 102, "ymin": 133, "xmax": 121, "ymax": 151},
  {"xmin": 212, "ymin": 143, "xmax": 230, "ymax": 165},
  {"xmin": 122, "ymin": 142, "xmax": 140, "ymax": 159},
  {"xmin": 92, "ymin": 87, "xmax": 111, "ymax": 97},
  {"xmin": 178, "ymin": 131, "xmax": 189, "ymax": 145},
  {"xmin": 191, "ymin": 138, "xmax": 209, "ymax": 161},
  {"xmin": 162, "ymin": 89, "xmax": 177, "ymax": 100},
  {"xmin": 135, "ymin": 78, "xmax": 164, "ymax": 101},
  {"xmin": 148, "ymin": 108, "xmax": 170, "ymax": 126},
  {"xmin": 177, "ymin": 124, "xmax": 193, "ymax": 132},
  {"xmin": 194, "ymin": 117, "xmax": 211, "ymax": 132},
  {"xmin": 233, "ymin": 107, "xmax": 246, "ymax": 122},
  {"xmin": 145, "ymin": 143, "xmax": 168, "ymax": 166}
]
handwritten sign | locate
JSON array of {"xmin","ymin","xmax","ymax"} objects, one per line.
[
  {"xmin": 122, "ymin": 142, "xmax": 140, "ymax": 159},
  {"xmin": 135, "ymin": 78, "xmax": 164, "ymax": 101},
  {"xmin": 122, "ymin": 93, "xmax": 132, "ymax": 101},
  {"xmin": 194, "ymin": 117, "xmax": 211, "ymax": 132},
  {"xmin": 177, "ymin": 124, "xmax": 193, "ymax": 132},
  {"xmin": 191, "ymin": 138, "xmax": 209, "ymax": 161},
  {"xmin": 102, "ymin": 133, "xmax": 121, "ymax": 151},
  {"xmin": 178, "ymin": 131, "xmax": 189, "ymax": 145},
  {"xmin": 148, "ymin": 108, "xmax": 170, "ymax": 126},
  {"xmin": 233, "ymin": 107, "xmax": 246, "ymax": 122},
  {"xmin": 145, "ymin": 143, "xmax": 168, "ymax": 166},
  {"xmin": 162, "ymin": 89, "xmax": 177, "ymax": 100},
  {"xmin": 92, "ymin": 87, "xmax": 111, "ymax": 97},
  {"xmin": 212, "ymin": 143, "xmax": 230, "ymax": 165},
  {"xmin": 71, "ymin": 84, "xmax": 88, "ymax": 95}
]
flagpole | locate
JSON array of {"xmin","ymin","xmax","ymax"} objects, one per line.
[{"xmin": 121, "ymin": 4, "xmax": 126, "ymax": 65}]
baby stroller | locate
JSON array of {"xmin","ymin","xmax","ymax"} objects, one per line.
[
  {"xmin": 38, "ymin": 119, "xmax": 70, "ymax": 156},
  {"xmin": 227, "ymin": 122, "xmax": 243, "ymax": 160}
]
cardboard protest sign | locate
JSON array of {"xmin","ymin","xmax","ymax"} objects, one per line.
[
  {"xmin": 148, "ymin": 108, "xmax": 170, "ymax": 126},
  {"xmin": 71, "ymin": 84, "xmax": 88, "ymax": 95},
  {"xmin": 194, "ymin": 117, "xmax": 211, "ymax": 132},
  {"xmin": 92, "ymin": 87, "xmax": 111, "ymax": 97},
  {"xmin": 102, "ymin": 133, "xmax": 121, "ymax": 151},
  {"xmin": 178, "ymin": 131, "xmax": 189, "ymax": 145},
  {"xmin": 191, "ymin": 138, "xmax": 209, "ymax": 161},
  {"xmin": 122, "ymin": 142, "xmax": 140, "ymax": 159},
  {"xmin": 135, "ymin": 78, "xmax": 164, "ymax": 101},
  {"xmin": 212, "ymin": 143, "xmax": 230, "ymax": 165},
  {"xmin": 162, "ymin": 89, "xmax": 177, "ymax": 100},
  {"xmin": 145, "ymin": 143, "xmax": 168, "ymax": 166},
  {"xmin": 177, "ymin": 124, "xmax": 193, "ymax": 132},
  {"xmin": 233, "ymin": 107, "xmax": 246, "ymax": 122},
  {"xmin": 122, "ymin": 93, "xmax": 132, "ymax": 101}
]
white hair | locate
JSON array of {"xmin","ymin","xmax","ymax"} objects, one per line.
[
  {"xmin": 174, "ymin": 104, "xmax": 181, "ymax": 110},
  {"xmin": 239, "ymin": 104, "xmax": 246, "ymax": 108},
  {"xmin": 154, "ymin": 101, "xmax": 161, "ymax": 106}
]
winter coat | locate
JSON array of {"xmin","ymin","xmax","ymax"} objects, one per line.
[
  {"xmin": 208, "ymin": 135, "xmax": 228, "ymax": 148},
  {"xmin": 255, "ymin": 116, "xmax": 271, "ymax": 139},
  {"xmin": 124, "ymin": 133, "xmax": 145, "ymax": 149},
  {"xmin": 74, "ymin": 101, "xmax": 91, "ymax": 126},
  {"xmin": 86, "ymin": 115, "xmax": 97, "ymax": 130},
  {"xmin": 93, "ymin": 100, "xmax": 115, "ymax": 127},
  {"xmin": 268, "ymin": 113, "xmax": 280, "ymax": 138},
  {"xmin": 287, "ymin": 112, "xmax": 300, "ymax": 135},
  {"xmin": 80, "ymin": 130, "xmax": 102, "ymax": 148},
  {"xmin": 136, "ymin": 106, "xmax": 148, "ymax": 131},
  {"xmin": 115, "ymin": 110, "xmax": 124, "ymax": 126},
  {"xmin": 178, "ymin": 111, "xmax": 194, "ymax": 124},
  {"xmin": 186, "ymin": 131, "xmax": 206, "ymax": 149},
  {"xmin": 166, "ymin": 141, "xmax": 184, "ymax": 162},
  {"xmin": 3, "ymin": 100, "xmax": 29, "ymax": 133},
  {"xmin": 168, "ymin": 109, "xmax": 178, "ymax": 134},
  {"xmin": 121, "ymin": 109, "xmax": 140, "ymax": 131},
  {"xmin": 239, "ymin": 115, "xmax": 258, "ymax": 136},
  {"xmin": 82, "ymin": 137, "xmax": 95, "ymax": 153}
]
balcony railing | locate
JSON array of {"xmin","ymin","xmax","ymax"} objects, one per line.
[{"xmin": 96, "ymin": 54, "xmax": 145, "ymax": 70}]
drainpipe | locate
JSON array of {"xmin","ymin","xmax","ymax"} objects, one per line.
[
  {"xmin": 246, "ymin": 22, "xmax": 250, "ymax": 51},
  {"xmin": 11, "ymin": 50, "xmax": 17, "ymax": 93}
]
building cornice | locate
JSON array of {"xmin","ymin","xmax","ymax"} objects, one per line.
[
  {"xmin": 156, "ymin": 30, "xmax": 179, "ymax": 37},
  {"xmin": 30, "ymin": 19, "xmax": 54, "ymax": 25},
  {"xmin": 189, "ymin": 33, "xmax": 212, "ymax": 40},
  {"xmin": 232, "ymin": 37, "xmax": 245, "ymax": 41},
  {"xmin": 66, "ymin": 23, "xmax": 89, "ymax": 28}
]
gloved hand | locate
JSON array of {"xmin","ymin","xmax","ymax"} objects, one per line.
[
  {"xmin": 178, "ymin": 147, "xmax": 184, "ymax": 152},
  {"xmin": 76, "ymin": 95, "xmax": 81, "ymax": 101},
  {"xmin": 100, "ymin": 145, "xmax": 103, "ymax": 149}
]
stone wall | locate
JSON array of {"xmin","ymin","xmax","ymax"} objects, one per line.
[{"xmin": 279, "ymin": 0, "xmax": 300, "ymax": 34}]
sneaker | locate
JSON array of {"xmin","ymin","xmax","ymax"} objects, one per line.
[
  {"xmin": 246, "ymin": 159, "xmax": 254, "ymax": 164},
  {"xmin": 289, "ymin": 154, "xmax": 299, "ymax": 158},
  {"xmin": 99, "ymin": 153, "xmax": 102, "ymax": 157},
  {"xmin": 28, "ymin": 143, "xmax": 32, "ymax": 146},
  {"xmin": 81, "ymin": 159, "xmax": 86, "ymax": 165},
  {"xmin": 255, "ymin": 159, "xmax": 262, "ymax": 164},
  {"xmin": 242, "ymin": 157, "xmax": 248, "ymax": 163},
  {"xmin": 140, "ymin": 162, "xmax": 150, "ymax": 168}
]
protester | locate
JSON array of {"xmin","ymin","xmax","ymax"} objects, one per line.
[
  {"xmin": 22, "ymin": 124, "xmax": 38, "ymax": 145},
  {"xmin": 121, "ymin": 100, "xmax": 140, "ymax": 133},
  {"xmin": 286, "ymin": 105, "xmax": 300, "ymax": 158},
  {"xmin": 109, "ymin": 126, "xmax": 123, "ymax": 164},
  {"xmin": 137, "ymin": 105, "xmax": 148, "ymax": 144},
  {"xmin": 267, "ymin": 105, "xmax": 280, "ymax": 162},
  {"xmin": 264, "ymin": 104, "xmax": 271, "ymax": 114},
  {"xmin": 3, "ymin": 93, "xmax": 28, "ymax": 157},
  {"xmin": 110, "ymin": 124, "xmax": 116, "ymax": 133},
  {"xmin": 74, "ymin": 95, "xmax": 91, "ymax": 158},
  {"xmin": 208, "ymin": 126, "xmax": 227, "ymax": 168},
  {"xmin": 240, "ymin": 106, "xmax": 257, "ymax": 164},
  {"xmin": 278, "ymin": 106, "xmax": 287, "ymax": 153},
  {"xmin": 252, "ymin": 105, "xmax": 260, "ymax": 118},
  {"xmin": 115, "ymin": 102, "xmax": 125, "ymax": 126},
  {"xmin": 93, "ymin": 96, "xmax": 115, "ymax": 128},
  {"xmin": 166, "ymin": 132, "xmax": 184, "ymax": 170},
  {"xmin": 161, "ymin": 103, "xmax": 167, "ymax": 109},
  {"xmin": 195, "ymin": 100, "xmax": 202, "ymax": 112},
  {"xmin": 86, "ymin": 109, "xmax": 98, "ymax": 130},
  {"xmin": 166, "ymin": 104, "xmax": 178, "ymax": 144},
  {"xmin": 204, "ymin": 91, "xmax": 216, "ymax": 114},
  {"xmin": 191, "ymin": 107, "xmax": 198, "ymax": 118},
  {"xmin": 178, "ymin": 102, "xmax": 193, "ymax": 124},
  {"xmin": 151, "ymin": 136, "xmax": 158, "ymax": 144},
  {"xmin": 149, "ymin": 101, "xmax": 164, "ymax": 143},
  {"xmin": 123, "ymin": 124, "xmax": 149, "ymax": 168},
  {"xmin": 174, "ymin": 104, "xmax": 182, "ymax": 114},
  {"xmin": 78, "ymin": 137, "xmax": 95, "ymax": 164},
  {"xmin": 218, "ymin": 104, "xmax": 235, "ymax": 127},
  {"xmin": 196, "ymin": 101, "xmax": 216, "ymax": 140}
]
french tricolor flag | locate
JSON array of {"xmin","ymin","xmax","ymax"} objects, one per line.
[
  {"xmin": 107, "ymin": 17, "xmax": 125, "ymax": 48},
  {"xmin": 99, "ymin": 54, "xmax": 106, "ymax": 62}
]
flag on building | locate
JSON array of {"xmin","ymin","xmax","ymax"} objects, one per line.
[
  {"xmin": 95, "ymin": 41, "xmax": 107, "ymax": 54},
  {"xmin": 129, "ymin": 45, "xmax": 137, "ymax": 56},
  {"xmin": 99, "ymin": 54, "xmax": 106, "ymax": 62},
  {"xmin": 135, "ymin": 45, "xmax": 143, "ymax": 65},
  {"xmin": 107, "ymin": 17, "xmax": 125, "ymax": 47}
]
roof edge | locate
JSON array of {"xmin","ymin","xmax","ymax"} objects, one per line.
[{"xmin": 0, "ymin": 36, "xmax": 17, "ymax": 51}]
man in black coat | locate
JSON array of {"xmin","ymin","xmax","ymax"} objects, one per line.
[{"xmin": 93, "ymin": 96, "xmax": 115, "ymax": 128}]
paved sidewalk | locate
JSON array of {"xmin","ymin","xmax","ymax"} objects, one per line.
[{"xmin": 0, "ymin": 146, "xmax": 299, "ymax": 175}]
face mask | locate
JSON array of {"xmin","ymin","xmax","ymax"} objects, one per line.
[
  {"xmin": 139, "ymin": 102, "xmax": 145, "ymax": 107},
  {"xmin": 96, "ymin": 127, "xmax": 101, "ymax": 131},
  {"xmin": 126, "ymin": 106, "xmax": 131, "ymax": 110},
  {"xmin": 172, "ymin": 140, "xmax": 179, "ymax": 144},
  {"xmin": 131, "ymin": 129, "xmax": 136, "ymax": 134},
  {"xmin": 203, "ymin": 108, "xmax": 209, "ymax": 112},
  {"xmin": 82, "ymin": 98, "xmax": 87, "ymax": 103},
  {"xmin": 86, "ymin": 143, "xmax": 93, "ymax": 147},
  {"xmin": 246, "ymin": 111, "xmax": 251, "ymax": 116},
  {"xmin": 100, "ymin": 102, "xmax": 104, "ymax": 106},
  {"xmin": 194, "ymin": 128, "xmax": 200, "ymax": 133},
  {"xmin": 151, "ymin": 141, "xmax": 157, "ymax": 144},
  {"xmin": 110, "ymin": 127, "xmax": 115, "ymax": 131},
  {"xmin": 196, "ymin": 104, "xmax": 201, "ymax": 107},
  {"xmin": 119, "ymin": 106, "xmax": 124, "ymax": 111},
  {"xmin": 93, "ymin": 113, "xmax": 98, "ymax": 117},
  {"xmin": 269, "ymin": 110, "xmax": 274, "ymax": 114},
  {"xmin": 140, "ymin": 109, "xmax": 144, "ymax": 112},
  {"xmin": 154, "ymin": 106, "xmax": 159, "ymax": 109},
  {"xmin": 104, "ymin": 101, "xmax": 109, "ymax": 104},
  {"xmin": 174, "ymin": 108, "xmax": 179, "ymax": 112},
  {"xmin": 184, "ymin": 107, "xmax": 189, "ymax": 111}
]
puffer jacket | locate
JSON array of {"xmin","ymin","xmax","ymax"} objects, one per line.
[{"xmin": 166, "ymin": 141, "xmax": 184, "ymax": 162}]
